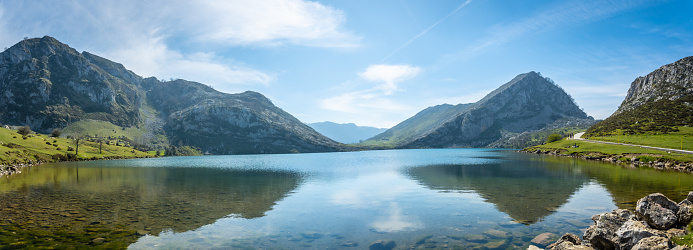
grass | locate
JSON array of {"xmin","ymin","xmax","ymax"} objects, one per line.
[
  {"xmin": 589, "ymin": 127, "xmax": 693, "ymax": 151},
  {"xmin": 0, "ymin": 126, "xmax": 154, "ymax": 166},
  {"xmin": 527, "ymin": 138, "xmax": 693, "ymax": 163},
  {"xmin": 62, "ymin": 119, "xmax": 146, "ymax": 141},
  {"xmin": 673, "ymin": 223, "xmax": 693, "ymax": 247}
]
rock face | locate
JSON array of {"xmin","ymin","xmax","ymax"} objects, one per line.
[
  {"xmin": 148, "ymin": 80, "xmax": 341, "ymax": 154},
  {"xmin": 0, "ymin": 36, "xmax": 341, "ymax": 154},
  {"xmin": 617, "ymin": 56, "xmax": 693, "ymax": 114},
  {"xmin": 587, "ymin": 56, "xmax": 693, "ymax": 135},
  {"xmin": 0, "ymin": 36, "xmax": 142, "ymax": 130},
  {"xmin": 542, "ymin": 192, "xmax": 693, "ymax": 250},
  {"xmin": 365, "ymin": 72, "xmax": 590, "ymax": 148}
]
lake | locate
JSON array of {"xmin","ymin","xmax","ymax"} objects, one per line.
[{"xmin": 1, "ymin": 149, "xmax": 693, "ymax": 249}]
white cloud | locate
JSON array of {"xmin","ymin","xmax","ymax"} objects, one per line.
[
  {"xmin": 105, "ymin": 37, "xmax": 273, "ymax": 93},
  {"xmin": 359, "ymin": 64, "xmax": 421, "ymax": 94},
  {"xmin": 0, "ymin": 0, "xmax": 357, "ymax": 93},
  {"xmin": 184, "ymin": 0, "xmax": 359, "ymax": 47}
]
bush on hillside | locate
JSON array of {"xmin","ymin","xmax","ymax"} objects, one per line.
[
  {"xmin": 546, "ymin": 134, "xmax": 563, "ymax": 143},
  {"xmin": 51, "ymin": 128, "xmax": 62, "ymax": 137},
  {"xmin": 17, "ymin": 126, "xmax": 32, "ymax": 136}
]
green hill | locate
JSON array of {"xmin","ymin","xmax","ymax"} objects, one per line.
[{"xmin": 0, "ymin": 126, "xmax": 153, "ymax": 167}]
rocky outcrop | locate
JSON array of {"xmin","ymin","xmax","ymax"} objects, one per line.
[
  {"xmin": 587, "ymin": 56, "xmax": 693, "ymax": 135},
  {"xmin": 534, "ymin": 192, "xmax": 693, "ymax": 250},
  {"xmin": 0, "ymin": 36, "xmax": 142, "ymax": 131},
  {"xmin": 616, "ymin": 56, "xmax": 693, "ymax": 115}
]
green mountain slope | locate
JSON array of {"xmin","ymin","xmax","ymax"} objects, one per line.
[{"xmin": 359, "ymin": 103, "xmax": 473, "ymax": 146}]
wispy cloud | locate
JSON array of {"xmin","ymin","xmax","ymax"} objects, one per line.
[
  {"xmin": 0, "ymin": 0, "xmax": 357, "ymax": 92},
  {"xmin": 459, "ymin": 0, "xmax": 653, "ymax": 57},
  {"xmin": 381, "ymin": 0, "xmax": 472, "ymax": 62},
  {"xmin": 320, "ymin": 64, "xmax": 421, "ymax": 127}
]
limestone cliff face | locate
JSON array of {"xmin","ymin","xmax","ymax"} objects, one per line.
[
  {"xmin": 0, "ymin": 36, "xmax": 142, "ymax": 131},
  {"xmin": 0, "ymin": 36, "xmax": 341, "ymax": 154},
  {"xmin": 616, "ymin": 56, "xmax": 693, "ymax": 115},
  {"xmin": 586, "ymin": 56, "xmax": 693, "ymax": 135},
  {"xmin": 368, "ymin": 71, "xmax": 588, "ymax": 148}
]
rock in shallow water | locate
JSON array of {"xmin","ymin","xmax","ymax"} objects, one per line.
[
  {"xmin": 531, "ymin": 232, "xmax": 555, "ymax": 246},
  {"xmin": 636, "ymin": 193, "xmax": 679, "ymax": 230},
  {"xmin": 368, "ymin": 239, "xmax": 396, "ymax": 250},
  {"xmin": 483, "ymin": 229, "xmax": 508, "ymax": 239}
]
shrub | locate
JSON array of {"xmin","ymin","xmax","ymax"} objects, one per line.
[
  {"xmin": 546, "ymin": 134, "xmax": 563, "ymax": 143},
  {"xmin": 51, "ymin": 128, "xmax": 62, "ymax": 137},
  {"xmin": 17, "ymin": 126, "xmax": 32, "ymax": 136}
]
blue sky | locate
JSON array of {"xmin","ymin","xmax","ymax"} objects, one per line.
[{"xmin": 1, "ymin": 0, "xmax": 691, "ymax": 128}]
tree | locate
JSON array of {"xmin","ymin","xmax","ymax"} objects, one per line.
[
  {"xmin": 17, "ymin": 126, "xmax": 32, "ymax": 136},
  {"xmin": 546, "ymin": 134, "xmax": 563, "ymax": 143},
  {"xmin": 51, "ymin": 128, "xmax": 62, "ymax": 137},
  {"xmin": 74, "ymin": 137, "xmax": 82, "ymax": 156}
]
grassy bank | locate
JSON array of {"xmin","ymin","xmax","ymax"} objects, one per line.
[
  {"xmin": 525, "ymin": 138, "xmax": 693, "ymax": 163},
  {"xmin": 588, "ymin": 127, "xmax": 693, "ymax": 151},
  {"xmin": 0, "ymin": 126, "xmax": 155, "ymax": 167}
]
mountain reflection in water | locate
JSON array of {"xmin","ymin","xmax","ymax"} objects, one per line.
[
  {"xmin": 406, "ymin": 161, "xmax": 589, "ymax": 224},
  {"xmin": 0, "ymin": 165, "xmax": 302, "ymax": 247}
]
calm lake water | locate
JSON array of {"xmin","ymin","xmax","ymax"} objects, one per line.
[{"xmin": 2, "ymin": 149, "xmax": 693, "ymax": 249}]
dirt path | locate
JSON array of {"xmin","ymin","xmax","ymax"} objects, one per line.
[{"xmin": 569, "ymin": 132, "xmax": 693, "ymax": 155}]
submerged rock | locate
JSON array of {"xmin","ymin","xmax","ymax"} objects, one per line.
[
  {"xmin": 531, "ymin": 232, "xmax": 555, "ymax": 246},
  {"xmin": 368, "ymin": 239, "xmax": 396, "ymax": 250},
  {"xmin": 546, "ymin": 233, "xmax": 590, "ymax": 250}
]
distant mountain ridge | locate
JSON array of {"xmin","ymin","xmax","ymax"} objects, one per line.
[
  {"xmin": 363, "ymin": 71, "xmax": 591, "ymax": 148},
  {"xmin": 0, "ymin": 36, "xmax": 341, "ymax": 154},
  {"xmin": 586, "ymin": 56, "xmax": 693, "ymax": 135},
  {"xmin": 307, "ymin": 122, "xmax": 387, "ymax": 144}
]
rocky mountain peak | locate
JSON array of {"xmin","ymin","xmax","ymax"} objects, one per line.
[
  {"xmin": 616, "ymin": 56, "xmax": 693, "ymax": 115},
  {"xmin": 2, "ymin": 36, "xmax": 78, "ymax": 64}
]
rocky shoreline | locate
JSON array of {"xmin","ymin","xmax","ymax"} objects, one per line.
[
  {"xmin": 0, "ymin": 161, "xmax": 41, "ymax": 178},
  {"xmin": 531, "ymin": 192, "xmax": 693, "ymax": 250},
  {"xmin": 523, "ymin": 148, "xmax": 693, "ymax": 173}
]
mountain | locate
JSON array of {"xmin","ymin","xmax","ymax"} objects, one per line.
[
  {"xmin": 586, "ymin": 56, "xmax": 693, "ymax": 136},
  {"xmin": 0, "ymin": 36, "xmax": 341, "ymax": 154},
  {"xmin": 307, "ymin": 121, "xmax": 387, "ymax": 144},
  {"xmin": 362, "ymin": 103, "xmax": 473, "ymax": 146},
  {"xmin": 363, "ymin": 71, "xmax": 590, "ymax": 148}
]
